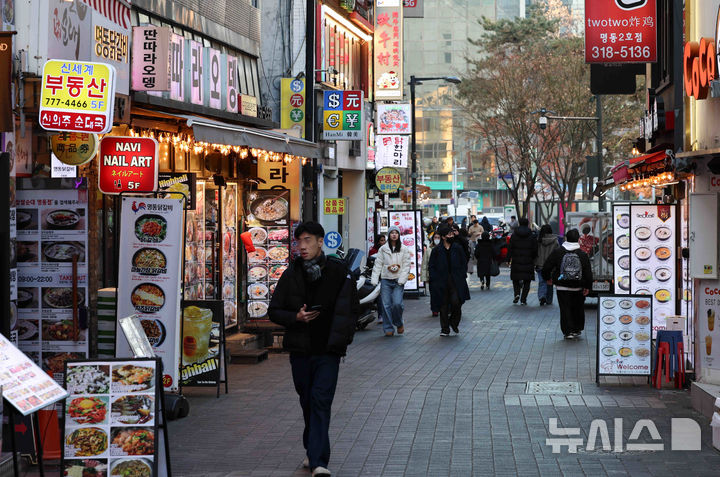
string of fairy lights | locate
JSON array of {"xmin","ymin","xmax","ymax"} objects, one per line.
[
  {"xmin": 618, "ymin": 171, "xmax": 676, "ymax": 191},
  {"xmin": 126, "ymin": 128, "xmax": 308, "ymax": 165}
]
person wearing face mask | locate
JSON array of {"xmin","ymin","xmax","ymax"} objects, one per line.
[
  {"xmin": 371, "ymin": 226, "xmax": 412, "ymax": 337},
  {"xmin": 429, "ymin": 224, "xmax": 471, "ymax": 336},
  {"xmin": 422, "ymin": 235, "xmax": 441, "ymax": 317},
  {"xmin": 474, "ymin": 231, "xmax": 496, "ymax": 290}
]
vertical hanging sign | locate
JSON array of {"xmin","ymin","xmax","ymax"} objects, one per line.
[
  {"xmin": 281, "ymin": 78, "xmax": 306, "ymax": 138},
  {"xmin": 374, "ymin": 0, "xmax": 404, "ymax": 100},
  {"xmin": 226, "ymin": 56, "xmax": 239, "ymax": 113},
  {"xmin": 189, "ymin": 40, "xmax": 203, "ymax": 105},
  {"xmin": 170, "ymin": 34, "xmax": 185, "ymax": 101}
]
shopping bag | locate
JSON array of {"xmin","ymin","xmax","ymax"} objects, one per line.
[{"xmin": 490, "ymin": 260, "xmax": 500, "ymax": 277}]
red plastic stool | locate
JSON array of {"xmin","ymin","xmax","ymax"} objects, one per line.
[
  {"xmin": 675, "ymin": 341, "xmax": 685, "ymax": 388},
  {"xmin": 654, "ymin": 342, "xmax": 670, "ymax": 389}
]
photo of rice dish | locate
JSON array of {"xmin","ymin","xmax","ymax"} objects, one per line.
[
  {"xmin": 655, "ymin": 268, "xmax": 671, "ymax": 281},
  {"xmin": 130, "ymin": 284, "xmax": 165, "ymax": 312},
  {"xmin": 66, "ymin": 365, "xmax": 110, "ymax": 394},
  {"xmin": 636, "ymin": 316, "xmax": 650, "ymax": 325},
  {"xmin": 602, "ymin": 331, "xmax": 616, "ymax": 341},
  {"xmin": 635, "ymin": 347, "xmax": 650, "ymax": 357},
  {"xmin": 602, "ymin": 315, "xmax": 616, "ymax": 324},
  {"xmin": 249, "ymin": 227, "xmax": 267, "ymax": 244},
  {"xmin": 635, "ymin": 247, "xmax": 651, "ymax": 261},
  {"xmin": 634, "ymin": 226, "xmax": 651, "ymax": 240},
  {"xmin": 635, "ymin": 332, "xmax": 650, "ymax": 341},
  {"xmin": 634, "ymin": 269, "xmax": 652, "ymax": 282},
  {"xmin": 655, "ymin": 227, "xmax": 672, "ymax": 240},
  {"xmin": 616, "ymin": 235, "xmax": 630, "ymax": 249},
  {"xmin": 616, "ymin": 214, "xmax": 630, "ymax": 228},
  {"xmin": 617, "ymin": 255, "xmax": 630, "ymax": 270}
]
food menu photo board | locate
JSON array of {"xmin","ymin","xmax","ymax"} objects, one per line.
[
  {"xmin": 388, "ymin": 211, "xmax": 419, "ymax": 290},
  {"xmin": 596, "ymin": 295, "xmax": 653, "ymax": 380},
  {"xmin": 245, "ymin": 189, "xmax": 291, "ymax": 321},
  {"xmin": 0, "ymin": 333, "xmax": 68, "ymax": 415},
  {"xmin": 221, "ymin": 185, "xmax": 238, "ymax": 328},
  {"xmin": 698, "ymin": 284, "xmax": 720, "ymax": 372},
  {"xmin": 116, "ymin": 197, "xmax": 184, "ymax": 393},
  {"xmin": 62, "ymin": 358, "xmax": 163, "ymax": 477},
  {"xmin": 15, "ymin": 189, "xmax": 89, "ymax": 381},
  {"xmin": 629, "ymin": 204, "xmax": 676, "ymax": 335},
  {"xmin": 415, "ymin": 210, "xmax": 424, "ymax": 289},
  {"xmin": 184, "ymin": 182, "xmax": 205, "ymax": 301},
  {"xmin": 612, "ymin": 204, "xmax": 630, "ymax": 294}
]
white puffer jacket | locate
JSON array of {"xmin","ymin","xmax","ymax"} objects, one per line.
[{"xmin": 371, "ymin": 243, "xmax": 412, "ymax": 285}]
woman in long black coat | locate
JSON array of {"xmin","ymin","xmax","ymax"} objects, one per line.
[
  {"xmin": 508, "ymin": 218, "xmax": 537, "ymax": 305},
  {"xmin": 474, "ymin": 231, "xmax": 495, "ymax": 290},
  {"xmin": 429, "ymin": 226, "xmax": 471, "ymax": 336}
]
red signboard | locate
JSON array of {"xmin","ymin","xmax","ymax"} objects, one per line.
[
  {"xmin": 584, "ymin": 0, "xmax": 657, "ymax": 64},
  {"xmin": 98, "ymin": 136, "xmax": 159, "ymax": 194}
]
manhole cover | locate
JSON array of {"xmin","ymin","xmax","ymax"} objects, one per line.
[{"xmin": 525, "ymin": 381, "xmax": 582, "ymax": 395}]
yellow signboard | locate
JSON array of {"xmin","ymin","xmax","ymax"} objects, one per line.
[
  {"xmin": 50, "ymin": 132, "xmax": 99, "ymax": 166},
  {"xmin": 39, "ymin": 60, "xmax": 116, "ymax": 134},
  {"xmin": 375, "ymin": 166, "xmax": 402, "ymax": 193},
  {"xmin": 280, "ymin": 78, "xmax": 306, "ymax": 138},
  {"xmin": 257, "ymin": 159, "xmax": 301, "ymax": 220},
  {"xmin": 323, "ymin": 198, "xmax": 347, "ymax": 215}
]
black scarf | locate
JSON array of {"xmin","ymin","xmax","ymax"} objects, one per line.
[{"xmin": 302, "ymin": 252, "xmax": 326, "ymax": 282}]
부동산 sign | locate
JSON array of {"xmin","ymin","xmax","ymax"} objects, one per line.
[
  {"xmin": 323, "ymin": 90, "xmax": 364, "ymax": 140},
  {"xmin": 39, "ymin": 60, "xmax": 117, "ymax": 134},
  {"xmin": 584, "ymin": 0, "xmax": 657, "ymax": 63},
  {"xmin": 98, "ymin": 137, "xmax": 159, "ymax": 194}
]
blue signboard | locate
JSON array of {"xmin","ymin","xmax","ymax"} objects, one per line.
[{"xmin": 323, "ymin": 231, "xmax": 343, "ymax": 249}]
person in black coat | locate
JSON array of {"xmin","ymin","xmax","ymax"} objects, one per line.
[
  {"xmin": 541, "ymin": 228, "xmax": 593, "ymax": 339},
  {"xmin": 269, "ymin": 221, "xmax": 359, "ymax": 476},
  {"xmin": 474, "ymin": 231, "xmax": 495, "ymax": 290},
  {"xmin": 480, "ymin": 216, "xmax": 492, "ymax": 235},
  {"xmin": 508, "ymin": 218, "xmax": 538, "ymax": 305},
  {"xmin": 429, "ymin": 224, "xmax": 471, "ymax": 336}
]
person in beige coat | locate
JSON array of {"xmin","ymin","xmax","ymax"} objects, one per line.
[{"xmin": 371, "ymin": 226, "xmax": 412, "ymax": 336}]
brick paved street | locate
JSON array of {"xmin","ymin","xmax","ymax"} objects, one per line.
[{"xmin": 169, "ymin": 271, "xmax": 720, "ymax": 476}]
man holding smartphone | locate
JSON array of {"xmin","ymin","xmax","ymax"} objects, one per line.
[{"xmin": 269, "ymin": 221, "xmax": 359, "ymax": 477}]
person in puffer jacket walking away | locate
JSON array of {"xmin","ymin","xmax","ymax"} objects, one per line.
[
  {"xmin": 535, "ymin": 224, "xmax": 559, "ymax": 306},
  {"xmin": 541, "ymin": 228, "xmax": 593, "ymax": 340},
  {"xmin": 508, "ymin": 218, "xmax": 537, "ymax": 305},
  {"xmin": 269, "ymin": 221, "xmax": 360, "ymax": 477},
  {"xmin": 474, "ymin": 231, "xmax": 496, "ymax": 290},
  {"xmin": 371, "ymin": 225, "xmax": 412, "ymax": 337}
]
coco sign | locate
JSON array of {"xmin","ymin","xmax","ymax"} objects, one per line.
[
  {"xmin": 684, "ymin": 6, "xmax": 720, "ymax": 100},
  {"xmin": 98, "ymin": 136, "xmax": 159, "ymax": 194}
]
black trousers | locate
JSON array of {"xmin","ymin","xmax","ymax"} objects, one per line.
[
  {"xmin": 480, "ymin": 275, "xmax": 491, "ymax": 288},
  {"xmin": 290, "ymin": 353, "xmax": 341, "ymax": 469},
  {"xmin": 439, "ymin": 280, "xmax": 462, "ymax": 333},
  {"xmin": 513, "ymin": 280, "xmax": 531, "ymax": 301},
  {"xmin": 556, "ymin": 290, "xmax": 586, "ymax": 335}
]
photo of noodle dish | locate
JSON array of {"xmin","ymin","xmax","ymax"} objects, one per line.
[
  {"xmin": 111, "ymin": 364, "xmax": 155, "ymax": 392},
  {"xmin": 131, "ymin": 248, "xmax": 167, "ymax": 275},
  {"xmin": 110, "ymin": 428, "xmax": 154, "ymax": 456},
  {"xmin": 42, "ymin": 319, "xmax": 85, "ymax": 341},
  {"xmin": 66, "ymin": 365, "xmax": 110, "ymax": 394},
  {"xmin": 64, "ymin": 459, "xmax": 108, "ymax": 477},
  {"xmin": 140, "ymin": 319, "xmax": 166, "ymax": 347},
  {"xmin": 250, "ymin": 195, "xmax": 289, "ymax": 223},
  {"xmin": 67, "ymin": 396, "xmax": 108, "ymax": 425},
  {"xmin": 249, "ymin": 227, "xmax": 267, "ymax": 244},
  {"xmin": 111, "ymin": 395, "xmax": 154, "ymax": 425},
  {"xmin": 110, "ymin": 458, "xmax": 152, "ymax": 477},
  {"xmin": 65, "ymin": 427, "xmax": 108, "ymax": 457}
]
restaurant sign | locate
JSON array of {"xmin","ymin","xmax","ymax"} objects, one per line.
[
  {"xmin": 375, "ymin": 135, "xmax": 409, "ymax": 169},
  {"xmin": 39, "ymin": 60, "xmax": 117, "ymax": 134},
  {"xmin": 322, "ymin": 90, "xmax": 364, "ymax": 140},
  {"xmin": 50, "ymin": 132, "xmax": 99, "ymax": 166},
  {"xmin": 376, "ymin": 103, "xmax": 411, "ymax": 134},
  {"xmin": 98, "ymin": 136, "xmax": 159, "ymax": 194},
  {"xmin": 131, "ymin": 26, "xmax": 171, "ymax": 91},
  {"xmin": 374, "ymin": 0, "xmax": 404, "ymax": 100},
  {"xmin": 584, "ymin": 0, "xmax": 657, "ymax": 64}
]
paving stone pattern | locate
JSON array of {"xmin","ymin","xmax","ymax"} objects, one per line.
[{"xmin": 169, "ymin": 271, "xmax": 720, "ymax": 476}]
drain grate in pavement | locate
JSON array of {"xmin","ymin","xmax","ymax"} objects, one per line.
[{"xmin": 525, "ymin": 381, "xmax": 582, "ymax": 395}]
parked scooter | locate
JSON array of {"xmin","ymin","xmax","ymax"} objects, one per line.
[{"xmin": 342, "ymin": 249, "xmax": 381, "ymax": 330}]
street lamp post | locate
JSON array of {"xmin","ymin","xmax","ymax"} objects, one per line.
[{"xmin": 409, "ymin": 75, "xmax": 461, "ymax": 212}]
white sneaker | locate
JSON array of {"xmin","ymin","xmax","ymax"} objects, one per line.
[
  {"xmin": 312, "ymin": 466, "xmax": 331, "ymax": 476},
  {"xmin": 440, "ymin": 331, "xmax": 450, "ymax": 337},
  {"xmin": 302, "ymin": 457, "xmax": 309, "ymax": 468}
]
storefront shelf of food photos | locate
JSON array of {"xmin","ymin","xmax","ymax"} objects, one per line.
[{"xmin": 97, "ymin": 288, "xmax": 117, "ymax": 358}]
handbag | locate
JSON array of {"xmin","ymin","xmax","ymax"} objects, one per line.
[{"xmin": 490, "ymin": 260, "xmax": 500, "ymax": 277}]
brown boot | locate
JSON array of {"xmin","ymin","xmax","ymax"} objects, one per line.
[{"xmin": 397, "ymin": 326, "xmax": 404, "ymax": 334}]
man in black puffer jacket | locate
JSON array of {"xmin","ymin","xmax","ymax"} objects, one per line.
[
  {"xmin": 508, "ymin": 217, "xmax": 537, "ymax": 305},
  {"xmin": 269, "ymin": 221, "xmax": 359, "ymax": 477}
]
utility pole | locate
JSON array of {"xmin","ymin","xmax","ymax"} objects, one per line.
[{"xmin": 596, "ymin": 95, "xmax": 604, "ymax": 211}]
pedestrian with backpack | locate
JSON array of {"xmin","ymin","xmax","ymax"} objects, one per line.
[{"xmin": 541, "ymin": 229, "xmax": 593, "ymax": 339}]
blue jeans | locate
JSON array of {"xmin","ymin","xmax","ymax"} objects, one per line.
[
  {"xmin": 381, "ymin": 278, "xmax": 405, "ymax": 333},
  {"xmin": 290, "ymin": 353, "xmax": 341, "ymax": 470},
  {"xmin": 536, "ymin": 269, "xmax": 553, "ymax": 304}
]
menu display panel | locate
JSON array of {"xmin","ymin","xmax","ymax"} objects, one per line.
[
  {"xmin": 596, "ymin": 295, "xmax": 653, "ymax": 378},
  {"xmin": 612, "ymin": 204, "xmax": 630, "ymax": 295}
]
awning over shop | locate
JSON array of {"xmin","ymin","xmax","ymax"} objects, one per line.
[
  {"xmin": 628, "ymin": 150, "xmax": 668, "ymax": 168},
  {"xmin": 177, "ymin": 114, "xmax": 320, "ymax": 159}
]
